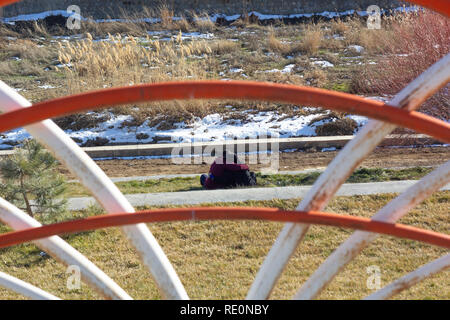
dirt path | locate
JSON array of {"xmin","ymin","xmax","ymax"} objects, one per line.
[{"xmin": 58, "ymin": 146, "xmax": 449, "ymax": 179}]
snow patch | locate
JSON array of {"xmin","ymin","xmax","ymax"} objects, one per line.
[
  {"xmin": 312, "ymin": 60, "xmax": 334, "ymax": 68},
  {"xmin": 348, "ymin": 45, "xmax": 365, "ymax": 53}
]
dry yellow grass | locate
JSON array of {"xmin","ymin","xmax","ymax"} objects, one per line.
[
  {"xmin": 0, "ymin": 192, "xmax": 448, "ymax": 300},
  {"xmin": 330, "ymin": 18, "xmax": 349, "ymax": 35},
  {"xmin": 159, "ymin": 5, "xmax": 174, "ymax": 30},
  {"xmin": 304, "ymin": 68, "xmax": 327, "ymax": 87},
  {"xmin": 173, "ymin": 16, "xmax": 191, "ymax": 32},
  {"xmin": 1, "ymin": 11, "xmax": 446, "ymax": 128},
  {"xmin": 209, "ymin": 40, "xmax": 240, "ymax": 55},
  {"xmin": 58, "ymin": 32, "xmax": 212, "ymax": 91},
  {"xmin": 192, "ymin": 13, "xmax": 216, "ymax": 33},
  {"xmin": 301, "ymin": 25, "xmax": 323, "ymax": 55},
  {"xmin": 267, "ymin": 31, "xmax": 291, "ymax": 55}
]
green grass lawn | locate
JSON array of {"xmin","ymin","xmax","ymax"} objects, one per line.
[
  {"xmin": 64, "ymin": 166, "xmax": 434, "ymax": 197},
  {"xmin": 0, "ymin": 191, "xmax": 448, "ymax": 300}
]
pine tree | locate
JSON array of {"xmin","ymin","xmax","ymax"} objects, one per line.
[{"xmin": 0, "ymin": 139, "xmax": 67, "ymax": 223}]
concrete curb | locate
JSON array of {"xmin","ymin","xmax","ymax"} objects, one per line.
[{"xmin": 0, "ymin": 135, "xmax": 439, "ymax": 159}]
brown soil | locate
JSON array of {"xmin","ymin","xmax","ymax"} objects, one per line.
[{"xmin": 58, "ymin": 146, "xmax": 450, "ymax": 179}]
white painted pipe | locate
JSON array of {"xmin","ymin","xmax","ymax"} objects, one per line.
[
  {"xmin": 0, "ymin": 272, "xmax": 61, "ymax": 300},
  {"xmin": 364, "ymin": 254, "xmax": 450, "ymax": 300},
  {"xmin": 0, "ymin": 81, "xmax": 188, "ymax": 299},
  {"xmin": 294, "ymin": 160, "xmax": 450, "ymax": 299},
  {"xmin": 247, "ymin": 53, "xmax": 450, "ymax": 300},
  {"xmin": 0, "ymin": 197, "xmax": 131, "ymax": 299}
]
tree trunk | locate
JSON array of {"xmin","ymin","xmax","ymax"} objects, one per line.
[{"xmin": 20, "ymin": 174, "xmax": 33, "ymax": 216}]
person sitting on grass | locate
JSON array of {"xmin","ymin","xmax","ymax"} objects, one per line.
[{"xmin": 200, "ymin": 151, "xmax": 257, "ymax": 190}]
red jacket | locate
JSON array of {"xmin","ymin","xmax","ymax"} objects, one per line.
[{"xmin": 204, "ymin": 160, "xmax": 249, "ymax": 189}]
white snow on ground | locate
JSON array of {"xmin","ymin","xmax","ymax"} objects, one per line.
[
  {"xmin": 1, "ymin": 6, "xmax": 420, "ymax": 24},
  {"xmin": 347, "ymin": 45, "xmax": 365, "ymax": 53},
  {"xmin": 229, "ymin": 68, "xmax": 244, "ymax": 73},
  {"xmin": 37, "ymin": 84, "xmax": 58, "ymax": 89},
  {"xmin": 325, "ymin": 34, "xmax": 345, "ymax": 40},
  {"xmin": 281, "ymin": 64, "xmax": 295, "ymax": 73},
  {"xmin": 312, "ymin": 60, "xmax": 334, "ymax": 68},
  {"xmin": 151, "ymin": 31, "xmax": 215, "ymax": 42},
  {"xmin": 0, "ymin": 108, "xmax": 370, "ymax": 149},
  {"xmin": 347, "ymin": 115, "xmax": 369, "ymax": 127},
  {"xmin": 259, "ymin": 64, "xmax": 296, "ymax": 74}
]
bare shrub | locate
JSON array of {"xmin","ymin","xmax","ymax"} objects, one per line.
[
  {"xmin": 352, "ymin": 10, "xmax": 450, "ymax": 119},
  {"xmin": 0, "ymin": 61, "xmax": 15, "ymax": 76},
  {"xmin": 159, "ymin": 5, "xmax": 174, "ymax": 29},
  {"xmin": 304, "ymin": 68, "xmax": 327, "ymax": 87},
  {"xmin": 4, "ymin": 39, "xmax": 52, "ymax": 63},
  {"xmin": 330, "ymin": 18, "xmax": 349, "ymax": 35},
  {"xmin": 174, "ymin": 16, "xmax": 191, "ymax": 32},
  {"xmin": 22, "ymin": 21, "xmax": 49, "ymax": 38},
  {"xmin": 192, "ymin": 13, "xmax": 216, "ymax": 32},
  {"xmin": 18, "ymin": 59, "xmax": 44, "ymax": 76},
  {"xmin": 56, "ymin": 32, "xmax": 216, "ymax": 122},
  {"xmin": 300, "ymin": 25, "xmax": 323, "ymax": 55},
  {"xmin": 315, "ymin": 118, "xmax": 358, "ymax": 136},
  {"xmin": 210, "ymin": 40, "xmax": 240, "ymax": 55},
  {"xmin": 357, "ymin": 28, "xmax": 391, "ymax": 54},
  {"xmin": 0, "ymin": 24, "xmax": 19, "ymax": 38},
  {"xmin": 267, "ymin": 32, "xmax": 290, "ymax": 55}
]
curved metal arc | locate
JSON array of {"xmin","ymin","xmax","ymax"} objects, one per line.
[
  {"xmin": 294, "ymin": 160, "xmax": 450, "ymax": 300},
  {"xmin": 0, "ymin": 207, "xmax": 449, "ymax": 250},
  {"xmin": 0, "ymin": 81, "xmax": 449, "ymax": 143},
  {"xmin": 246, "ymin": 53, "xmax": 450, "ymax": 300},
  {"xmin": 0, "ymin": 82, "xmax": 188, "ymax": 300},
  {"xmin": 364, "ymin": 254, "xmax": 450, "ymax": 300},
  {"xmin": 405, "ymin": 0, "xmax": 450, "ymax": 17},
  {"xmin": 0, "ymin": 197, "xmax": 132, "ymax": 300},
  {"xmin": 0, "ymin": 272, "xmax": 61, "ymax": 300}
]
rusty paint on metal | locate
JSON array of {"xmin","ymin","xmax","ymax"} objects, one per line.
[
  {"xmin": 0, "ymin": 82, "xmax": 449, "ymax": 142},
  {"xmin": 0, "ymin": 272, "xmax": 61, "ymax": 300},
  {"xmin": 293, "ymin": 160, "xmax": 450, "ymax": 299},
  {"xmin": 247, "ymin": 53, "xmax": 450, "ymax": 300},
  {"xmin": 364, "ymin": 254, "xmax": 450, "ymax": 300},
  {"xmin": 0, "ymin": 81, "xmax": 188, "ymax": 300},
  {"xmin": 0, "ymin": 207, "xmax": 448, "ymax": 250}
]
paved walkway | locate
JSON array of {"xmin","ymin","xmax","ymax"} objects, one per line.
[{"xmin": 66, "ymin": 180, "xmax": 450, "ymax": 211}]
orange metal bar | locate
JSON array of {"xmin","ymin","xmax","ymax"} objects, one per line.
[
  {"xmin": 0, "ymin": 81, "xmax": 449, "ymax": 143},
  {"xmin": 0, "ymin": 1, "xmax": 449, "ymax": 17},
  {"xmin": 405, "ymin": 0, "xmax": 450, "ymax": 17},
  {"xmin": 0, "ymin": 0, "xmax": 18, "ymax": 7},
  {"xmin": 0, "ymin": 207, "xmax": 449, "ymax": 249}
]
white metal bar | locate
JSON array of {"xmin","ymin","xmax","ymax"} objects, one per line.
[
  {"xmin": 364, "ymin": 254, "xmax": 450, "ymax": 300},
  {"xmin": 294, "ymin": 160, "xmax": 450, "ymax": 299},
  {"xmin": 247, "ymin": 53, "xmax": 450, "ymax": 300},
  {"xmin": 0, "ymin": 197, "xmax": 132, "ymax": 299},
  {"xmin": 0, "ymin": 81, "xmax": 188, "ymax": 299},
  {"xmin": 0, "ymin": 271, "xmax": 61, "ymax": 300}
]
